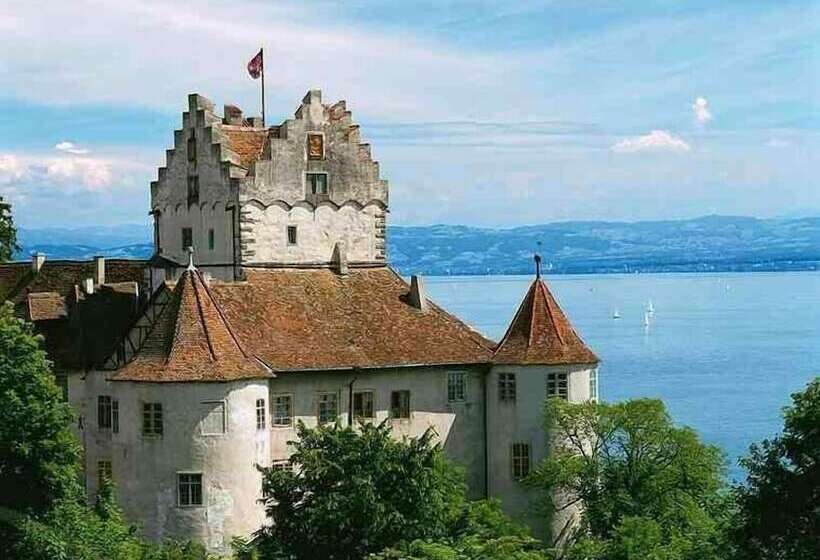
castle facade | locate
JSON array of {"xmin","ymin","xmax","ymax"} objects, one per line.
[{"xmin": 0, "ymin": 91, "xmax": 599, "ymax": 554}]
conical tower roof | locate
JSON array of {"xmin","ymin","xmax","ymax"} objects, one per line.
[
  {"xmin": 493, "ymin": 268, "xmax": 598, "ymax": 366},
  {"xmin": 112, "ymin": 263, "xmax": 269, "ymax": 382}
]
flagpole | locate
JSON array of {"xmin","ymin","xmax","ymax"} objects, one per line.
[{"xmin": 260, "ymin": 47, "xmax": 266, "ymax": 127}]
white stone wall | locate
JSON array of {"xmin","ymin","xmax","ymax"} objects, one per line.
[
  {"xmin": 242, "ymin": 202, "xmax": 382, "ymax": 264},
  {"xmin": 69, "ymin": 372, "xmax": 268, "ymax": 554},
  {"xmin": 267, "ymin": 366, "xmax": 487, "ymax": 499},
  {"xmin": 485, "ymin": 364, "xmax": 594, "ymax": 540},
  {"xmin": 157, "ymin": 202, "xmax": 235, "ymax": 267}
]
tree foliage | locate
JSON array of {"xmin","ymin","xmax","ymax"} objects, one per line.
[
  {"xmin": 732, "ymin": 377, "xmax": 820, "ymax": 560},
  {"xmin": 0, "ymin": 197, "xmax": 18, "ymax": 262},
  {"xmin": 256, "ymin": 421, "xmax": 468, "ymax": 559},
  {"xmin": 529, "ymin": 398, "xmax": 731, "ymax": 559},
  {"xmin": 0, "ymin": 301, "xmax": 81, "ymax": 512}
]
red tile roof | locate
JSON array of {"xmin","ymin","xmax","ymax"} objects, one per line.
[
  {"xmin": 493, "ymin": 277, "xmax": 598, "ymax": 366},
  {"xmin": 222, "ymin": 126, "xmax": 268, "ymax": 169},
  {"xmin": 111, "ymin": 267, "xmax": 269, "ymax": 382},
  {"xmin": 26, "ymin": 292, "xmax": 67, "ymax": 321}
]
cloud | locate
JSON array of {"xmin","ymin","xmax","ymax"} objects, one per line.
[
  {"xmin": 0, "ymin": 155, "xmax": 26, "ymax": 185},
  {"xmin": 55, "ymin": 141, "xmax": 90, "ymax": 155},
  {"xmin": 44, "ymin": 158, "xmax": 112, "ymax": 190},
  {"xmin": 766, "ymin": 138, "xmax": 790, "ymax": 148},
  {"xmin": 692, "ymin": 97, "xmax": 712, "ymax": 125},
  {"xmin": 610, "ymin": 130, "xmax": 691, "ymax": 154},
  {"xmin": 0, "ymin": 152, "xmax": 114, "ymax": 191}
]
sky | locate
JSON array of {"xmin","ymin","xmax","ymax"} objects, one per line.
[{"xmin": 0, "ymin": 0, "xmax": 817, "ymax": 229}]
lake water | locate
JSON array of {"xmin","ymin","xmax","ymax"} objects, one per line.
[{"xmin": 424, "ymin": 272, "xmax": 820, "ymax": 482}]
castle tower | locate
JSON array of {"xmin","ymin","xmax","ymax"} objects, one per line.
[
  {"xmin": 487, "ymin": 255, "xmax": 599, "ymax": 541},
  {"xmin": 150, "ymin": 91, "xmax": 388, "ymax": 280}
]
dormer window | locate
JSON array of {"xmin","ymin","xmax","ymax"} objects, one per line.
[
  {"xmin": 187, "ymin": 176, "xmax": 199, "ymax": 205},
  {"xmin": 307, "ymin": 173, "xmax": 328, "ymax": 195}
]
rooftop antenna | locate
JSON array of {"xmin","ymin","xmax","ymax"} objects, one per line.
[
  {"xmin": 534, "ymin": 240, "xmax": 543, "ymax": 279},
  {"xmin": 187, "ymin": 246, "xmax": 196, "ymax": 271}
]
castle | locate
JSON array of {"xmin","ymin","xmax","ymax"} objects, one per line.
[{"xmin": 0, "ymin": 91, "xmax": 599, "ymax": 553}]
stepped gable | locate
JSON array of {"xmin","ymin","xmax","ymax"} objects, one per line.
[
  {"xmin": 111, "ymin": 266, "xmax": 269, "ymax": 382},
  {"xmin": 494, "ymin": 276, "xmax": 598, "ymax": 366},
  {"xmin": 209, "ymin": 267, "xmax": 494, "ymax": 372}
]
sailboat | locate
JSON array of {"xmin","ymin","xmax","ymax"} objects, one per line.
[
  {"xmin": 612, "ymin": 308, "xmax": 621, "ymax": 320},
  {"xmin": 646, "ymin": 300, "xmax": 655, "ymax": 314},
  {"xmin": 643, "ymin": 311, "xmax": 651, "ymax": 328}
]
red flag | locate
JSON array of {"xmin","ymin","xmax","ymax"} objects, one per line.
[{"xmin": 247, "ymin": 49, "xmax": 263, "ymax": 79}]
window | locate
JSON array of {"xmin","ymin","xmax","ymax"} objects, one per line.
[
  {"xmin": 447, "ymin": 372, "xmax": 466, "ymax": 402},
  {"xmin": 272, "ymin": 395, "xmax": 293, "ymax": 427},
  {"xmin": 256, "ymin": 398, "xmax": 266, "ymax": 430},
  {"xmin": 511, "ymin": 443, "xmax": 531, "ymax": 479},
  {"xmin": 287, "ymin": 225, "xmax": 298, "ymax": 245},
  {"xmin": 353, "ymin": 391, "xmax": 374, "ymax": 420},
  {"xmin": 142, "ymin": 402, "xmax": 163, "ymax": 436},
  {"xmin": 317, "ymin": 392, "xmax": 338, "ymax": 425},
  {"xmin": 182, "ymin": 227, "xmax": 193, "ymax": 251},
  {"xmin": 177, "ymin": 473, "xmax": 203, "ymax": 507},
  {"xmin": 547, "ymin": 372, "xmax": 568, "ymax": 400},
  {"xmin": 98, "ymin": 396, "xmax": 112, "ymax": 430},
  {"xmin": 187, "ymin": 130, "xmax": 197, "ymax": 161},
  {"xmin": 272, "ymin": 460, "xmax": 293, "ymax": 472},
  {"xmin": 187, "ymin": 176, "xmax": 199, "ymax": 205},
  {"xmin": 589, "ymin": 369, "xmax": 599, "ymax": 402},
  {"xmin": 307, "ymin": 172, "xmax": 328, "ymax": 195},
  {"xmin": 208, "ymin": 228, "xmax": 215, "ymax": 251},
  {"xmin": 390, "ymin": 390, "xmax": 411, "ymax": 419},
  {"xmin": 111, "ymin": 399, "xmax": 119, "ymax": 433},
  {"xmin": 201, "ymin": 401, "xmax": 226, "ymax": 435},
  {"xmin": 498, "ymin": 373, "xmax": 516, "ymax": 402},
  {"xmin": 98, "ymin": 460, "xmax": 112, "ymax": 486}
]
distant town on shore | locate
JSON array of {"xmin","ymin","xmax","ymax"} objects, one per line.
[{"xmin": 17, "ymin": 214, "xmax": 820, "ymax": 276}]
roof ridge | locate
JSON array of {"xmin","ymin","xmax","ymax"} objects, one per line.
[
  {"xmin": 189, "ymin": 270, "xmax": 217, "ymax": 361},
  {"xmin": 538, "ymin": 280, "xmax": 566, "ymax": 346}
]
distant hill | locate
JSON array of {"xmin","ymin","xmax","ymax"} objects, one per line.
[{"xmin": 16, "ymin": 216, "xmax": 820, "ymax": 275}]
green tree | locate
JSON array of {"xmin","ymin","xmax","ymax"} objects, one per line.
[
  {"xmin": 0, "ymin": 301, "xmax": 81, "ymax": 512},
  {"xmin": 256, "ymin": 421, "xmax": 467, "ymax": 560},
  {"xmin": 0, "ymin": 197, "xmax": 18, "ymax": 262},
  {"xmin": 529, "ymin": 398, "xmax": 730, "ymax": 559},
  {"xmin": 732, "ymin": 377, "xmax": 820, "ymax": 560}
]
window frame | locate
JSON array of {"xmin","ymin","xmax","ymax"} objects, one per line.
[
  {"xmin": 353, "ymin": 390, "xmax": 375, "ymax": 420},
  {"xmin": 142, "ymin": 402, "xmax": 163, "ymax": 437},
  {"xmin": 498, "ymin": 372, "xmax": 517, "ymax": 403},
  {"xmin": 511, "ymin": 442, "xmax": 531, "ymax": 480},
  {"xmin": 97, "ymin": 395, "xmax": 112, "ymax": 430},
  {"xmin": 187, "ymin": 130, "xmax": 197, "ymax": 162},
  {"xmin": 272, "ymin": 394, "xmax": 293, "ymax": 427},
  {"xmin": 177, "ymin": 472, "xmax": 203, "ymax": 507},
  {"xmin": 187, "ymin": 175, "xmax": 199, "ymax": 205},
  {"xmin": 306, "ymin": 172, "xmax": 329, "ymax": 195},
  {"xmin": 181, "ymin": 227, "xmax": 193, "ymax": 251},
  {"xmin": 390, "ymin": 390, "xmax": 411, "ymax": 419},
  {"xmin": 286, "ymin": 225, "xmax": 298, "ymax": 246},
  {"xmin": 271, "ymin": 460, "xmax": 293, "ymax": 473},
  {"xmin": 256, "ymin": 398, "xmax": 266, "ymax": 430},
  {"xmin": 200, "ymin": 400, "xmax": 227, "ymax": 436},
  {"xmin": 97, "ymin": 460, "xmax": 113, "ymax": 487},
  {"xmin": 317, "ymin": 392, "xmax": 339, "ymax": 425},
  {"xmin": 208, "ymin": 228, "xmax": 215, "ymax": 251},
  {"xmin": 447, "ymin": 371, "xmax": 467, "ymax": 403},
  {"xmin": 547, "ymin": 372, "xmax": 569, "ymax": 400},
  {"xmin": 306, "ymin": 133, "xmax": 325, "ymax": 160},
  {"xmin": 589, "ymin": 368, "xmax": 599, "ymax": 402}
]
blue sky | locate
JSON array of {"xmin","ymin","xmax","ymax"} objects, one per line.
[{"xmin": 0, "ymin": 0, "xmax": 817, "ymax": 228}]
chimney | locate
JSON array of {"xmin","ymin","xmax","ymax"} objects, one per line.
[
  {"xmin": 223, "ymin": 104, "xmax": 243, "ymax": 125},
  {"xmin": 94, "ymin": 256, "xmax": 105, "ymax": 285},
  {"xmin": 31, "ymin": 252, "xmax": 46, "ymax": 274},
  {"xmin": 246, "ymin": 116, "xmax": 264, "ymax": 128},
  {"xmin": 408, "ymin": 275, "xmax": 429, "ymax": 312},
  {"xmin": 83, "ymin": 278, "xmax": 94, "ymax": 295},
  {"xmin": 332, "ymin": 241, "xmax": 348, "ymax": 276}
]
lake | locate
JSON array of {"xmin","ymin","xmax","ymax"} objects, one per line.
[{"xmin": 424, "ymin": 272, "xmax": 820, "ymax": 482}]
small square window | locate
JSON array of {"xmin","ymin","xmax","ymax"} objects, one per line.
[
  {"xmin": 187, "ymin": 176, "xmax": 199, "ymax": 205},
  {"xmin": 498, "ymin": 373, "xmax": 516, "ymax": 402},
  {"xmin": 272, "ymin": 395, "xmax": 293, "ymax": 427},
  {"xmin": 547, "ymin": 372, "xmax": 568, "ymax": 400},
  {"xmin": 307, "ymin": 173, "xmax": 328, "ymax": 195},
  {"xmin": 256, "ymin": 398, "xmax": 266, "ymax": 430},
  {"xmin": 447, "ymin": 372, "xmax": 466, "ymax": 402},
  {"xmin": 390, "ymin": 390, "xmax": 411, "ymax": 419},
  {"xmin": 182, "ymin": 227, "xmax": 193, "ymax": 251},
  {"xmin": 287, "ymin": 226, "xmax": 298, "ymax": 246},
  {"xmin": 98, "ymin": 460, "xmax": 112, "ymax": 486},
  {"xmin": 317, "ymin": 392, "xmax": 338, "ymax": 425},
  {"xmin": 178, "ymin": 473, "xmax": 203, "ymax": 507},
  {"xmin": 511, "ymin": 443, "xmax": 531, "ymax": 480},
  {"xmin": 208, "ymin": 229, "xmax": 215, "ymax": 251},
  {"xmin": 142, "ymin": 402, "xmax": 163, "ymax": 436},
  {"xmin": 353, "ymin": 391, "xmax": 374, "ymax": 420},
  {"xmin": 201, "ymin": 401, "xmax": 226, "ymax": 435}
]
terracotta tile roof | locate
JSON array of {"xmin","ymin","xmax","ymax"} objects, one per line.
[
  {"xmin": 222, "ymin": 126, "xmax": 269, "ymax": 169},
  {"xmin": 26, "ymin": 292, "xmax": 67, "ymax": 321},
  {"xmin": 493, "ymin": 277, "xmax": 598, "ymax": 366},
  {"xmin": 210, "ymin": 267, "xmax": 494, "ymax": 372},
  {"xmin": 111, "ymin": 268, "xmax": 270, "ymax": 382}
]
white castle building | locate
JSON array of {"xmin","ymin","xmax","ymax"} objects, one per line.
[{"xmin": 0, "ymin": 91, "xmax": 599, "ymax": 553}]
